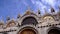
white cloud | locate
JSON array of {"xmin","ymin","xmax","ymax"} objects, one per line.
[
  {"xmin": 41, "ymin": 0, "xmax": 57, "ymax": 7},
  {"xmin": 31, "ymin": 0, "xmax": 60, "ymax": 13},
  {"xmin": 31, "ymin": 0, "xmax": 48, "ymax": 8},
  {"xmin": 31, "ymin": 0, "xmax": 47, "ymax": 13}
]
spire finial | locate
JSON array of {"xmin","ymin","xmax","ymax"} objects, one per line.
[
  {"xmin": 12, "ymin": 17, "xmax": 14, "ymax": 20},
  {"xmin": 44, "ymin": 8, "xmax": 47, "ymax": 14},
  {"xmin": 0, "ymin": 16, "xmax": 4, "ymax": 23},
  {"xmin": 6, "ymin": 16, "xmax": 10, "ymax": 21},
  {"xmin": 25, "ymin": 6, "xmax": 31, "ymax": 15},
  {"xmin": 27, "ymin": 6, "xmax": 31, "ymax": 11},
  {"xmin": 50, "ymin": 6, "xmax": 55, "ymax": 13},
  {"xmin": 58, "ymin": 5, "xmax": 60, "ymax": 16},
  {"xmin": 38, "ymin": 8, "xmax": 41, "ymax": 14},
  {"xmin": 1, "ymin": 16, "xmax": 4, "ymax": 21},
  {"xmin": 17, "ymin": 13, "xmax": 21, "ymax": 19},
  {"xmin": 58, "ymin": 5, "xmax": 60, "ymax": 12}
]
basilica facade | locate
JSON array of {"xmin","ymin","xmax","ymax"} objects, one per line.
[{"xmin": 0, "ymin": 7, "xmax": 60, "ymax": 34}]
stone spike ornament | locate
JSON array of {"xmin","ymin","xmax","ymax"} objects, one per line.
[
  {"xmin": 44, "ymin": 8, "xmax": 48, "ymax": 14},
  {"xmin": 51, "ymin": 6, "xmax": 55, "ymax": 13},
  {"xmin": 38, "ymin": 8, "xmax": 41, "ymax": 14},
  {"xmin": 25, "ymin": 6, "xmax": 31, "ymax": 15},
  {"xmin": 27, "ymin": 6, "xmax": 31, "ymax": 11},
  {"xmin": 17, "ymin": 14, "xmax": 21, "ymax": 18},
  {"xmin": 6, "ymin": 16, "xmax": 10, "ymax": 21},
  {"xmin": 58, "ymin": 5, "xmax": 60, "ymax": 12}
]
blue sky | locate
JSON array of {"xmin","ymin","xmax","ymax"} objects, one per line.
[{"xmin": 0, "ymin": 0, "xmax": 60, "ymax": 22}]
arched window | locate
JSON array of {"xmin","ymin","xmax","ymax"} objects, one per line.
[
  {"xmin": 18, "ymin": 27, "xmax": 38, "ymax": 34},
  {"xmin": 21, "ymin": 17, "xmax": 38, "ymax": 25},
  {"xmin": 48, "ymin": 29, "xmax": 60, "ymax": 34},
  {"xmin": 19, "ymin": 29, "xmax": 36, "ymax": 34}
]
